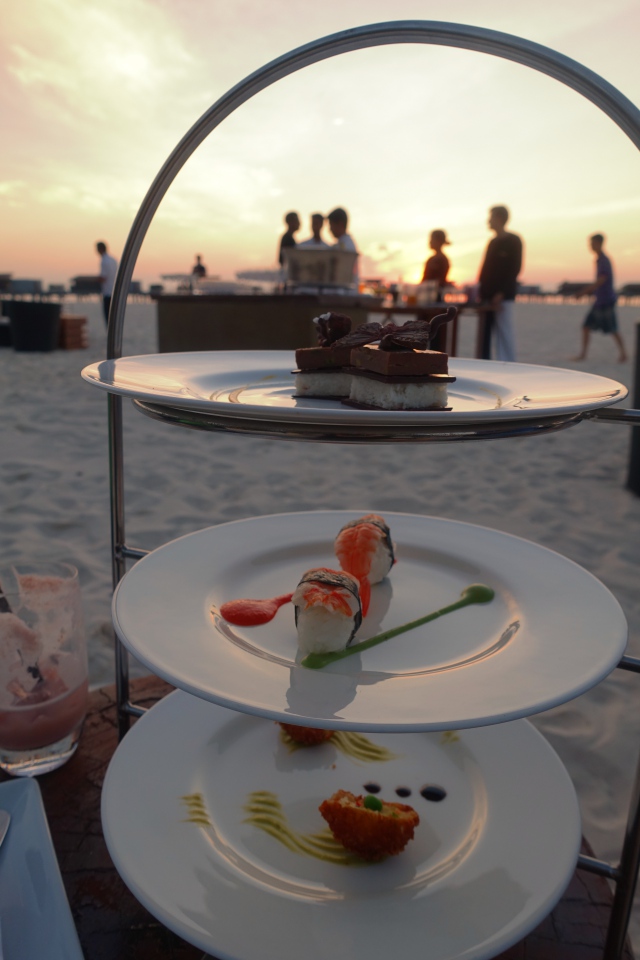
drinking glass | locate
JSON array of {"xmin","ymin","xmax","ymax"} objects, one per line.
[{"xmin": 0, "ymin": 562, "xmax": 88, "ymax": 776}]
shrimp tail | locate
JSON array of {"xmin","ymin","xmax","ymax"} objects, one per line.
[{"xmin": 358, "ymin": 577, "xmax": 371, "ymax": 618}]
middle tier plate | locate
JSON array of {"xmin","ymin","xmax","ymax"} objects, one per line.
[{"xmin": 112, "ymin": 511, "xmax": 627, "ymax": 730}]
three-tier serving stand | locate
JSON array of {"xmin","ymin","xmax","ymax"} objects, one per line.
[{"xmin": 89, "ymin": 21, "xmax": 640, "ymax": 960}]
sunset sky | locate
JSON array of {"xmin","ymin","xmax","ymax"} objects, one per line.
[{"xmin": 1, "ymin": 0, "xmax": 639, "ymax": 289}]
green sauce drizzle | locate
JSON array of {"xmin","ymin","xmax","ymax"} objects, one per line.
[
  {"xmin": 244, "ymin": 791, "xmax": 361, "ymax": 865},
  {"xmin": 301, "ymin": 583, "xmax": 495, "ymax": 670}
]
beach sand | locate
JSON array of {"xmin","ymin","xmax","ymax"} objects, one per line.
[{"xmin": 2, "ymin": 297, "xmax": 640, "ymax": 945}]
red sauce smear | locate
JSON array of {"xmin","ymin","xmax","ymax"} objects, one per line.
[{"xmin": 219, "ymin": 593, "xmax": 294, "ymax": 626}]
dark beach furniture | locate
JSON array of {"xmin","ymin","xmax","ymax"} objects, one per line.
[
  {"xmin": 557, "ymin": 282, "xmax": 592, "ymax": 299},
  {"xmin": 9, "ymin": 299, "xmax": 61, "ymax": 352},
  {"xmin": 8, "ymin": 279, "xmax": 43, "ymax": 296},
  {"xmin": 70, "ymin": 276, "xmax": 102, "ymax": 296}
]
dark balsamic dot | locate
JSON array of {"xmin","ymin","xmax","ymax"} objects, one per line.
[
  {"xmin": 395, "ymin": 787, "xmax": 411, "ymax": 798},
  {"xmin": 363, "ymin": 782, "xmax": 381, "ymax": 794},
  {"xmin": 420, "ymin": 786, "xmax": 447, "ymax": 802}
]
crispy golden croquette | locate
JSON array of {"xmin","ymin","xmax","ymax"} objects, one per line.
[
  {"xmin": 319, "ymin": 789, "xmax": 419, "ymax": 860},
  {"xmin": 279, "ymin": 723, "xmax": 335, "ymax": 746}
]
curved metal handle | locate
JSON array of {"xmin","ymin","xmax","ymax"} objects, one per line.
[{"xmin": 107, "ymin": 19, "xmax": 640, "ymax": 358}]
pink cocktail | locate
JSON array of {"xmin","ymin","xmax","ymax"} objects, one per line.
[
  {"xmin": 0, "ymin": 676, "xmax": 88, "ymax": 752},
  {"xmin": 0, "ymin": 563, "xmax": 89, "ymax": 776}
]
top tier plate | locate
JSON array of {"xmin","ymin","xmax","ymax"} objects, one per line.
[{"xmin": 82, "ymin": 352, "xmax": 627, "ymax": 442}]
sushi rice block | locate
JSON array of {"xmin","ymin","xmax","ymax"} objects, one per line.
[
  {"xmin": 334, "ymin": 514, "xmax": 396, "ymax": 617},
  {"xmin": 292, "ymin": 568, "xmax": 362, "ymax": 656}
]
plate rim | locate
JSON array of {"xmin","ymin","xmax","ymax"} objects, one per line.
[{"xmin": 81, "ymin": 352, "xmax": 628, "ymax": 425}]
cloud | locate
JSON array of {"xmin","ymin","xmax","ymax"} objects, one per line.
[{"xmin": 1, "ymin": 0, "xmax": 639, "ymax": 284}]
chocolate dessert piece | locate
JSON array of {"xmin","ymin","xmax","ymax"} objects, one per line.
[
  {"xmin": 295, "ymin": 344, "xmax": 353, "ymax": 370},
  {"xmin": 332, "ymin": 306, "xmax": 457, "ymax": 353},
  {"xmin": 293, "ymin": 312, "xmax": 354, "ymax": 398},
  {"xmin": 314, "ymin": 312, "xmax": 352, "ymax": 346},
  {"xmin": 351, "ymin": 344, "xmax": 450, "ymax": 377},
  {"xmin": 342, "ymin": 307, "xmax": 458, "ymax": 410}
]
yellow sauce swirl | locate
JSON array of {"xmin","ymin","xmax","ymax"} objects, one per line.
[
  {"xmin": 181, "ymin": 793, "xmax": 212, "ymax": 827},
  {"xmin": 279, "ymin": 728, "xmax": 399, "ymax": 763},
  {"xmin": 244, "ymin": 791, "xmax": 361, "ymax": 865}
]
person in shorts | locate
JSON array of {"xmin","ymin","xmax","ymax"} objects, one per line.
[{"xmin": 573, "ymin": 234, "xmax": 627, "ymax": 362}]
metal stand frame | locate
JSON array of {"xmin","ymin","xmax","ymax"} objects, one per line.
[{"xmin": 102, "ymin": 20, "xmax": 640, "ymax": 959}]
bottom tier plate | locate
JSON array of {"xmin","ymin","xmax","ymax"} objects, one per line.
[{"xmin": 102, "ymin": 691, "xmax": 581, "ymax": 960}]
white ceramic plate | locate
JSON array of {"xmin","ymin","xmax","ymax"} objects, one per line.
[
  {"xmin": 112, "ymin": 511, "xmax": 627, "ymax": 730},
  {"xmin": 101, "ymin": 691, "xmax": 581, "ymax": 960},
  {"xmin": 82, "ymin": 352, "xmax": 627, "ymax": 425},
  {"xmin": 0, "ymin": 778, "xmax": 84, "ymax": 960}
]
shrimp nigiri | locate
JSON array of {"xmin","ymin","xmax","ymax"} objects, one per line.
[
  {"xmin": 334, "ymin": 515, "xmax": 395, "ymax": 617},
  {"xmin": 292, "ymin": 568, "xmax": 362, "ymax": 655}
]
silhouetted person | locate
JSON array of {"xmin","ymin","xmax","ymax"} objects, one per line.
[
  {"xmin": 478, "ymin": 206, "xmax": 523, "ymax": 361},
  {"xmin": 572, "ymin": 234, "xmax": 627, "ymax": 362},
  {"xmin": 96, "ymin": 241, "xmax": 118, "ymax": 327},
  {"xmin": 327, "ymin": 207, "xmax": 357, "ymax": 252},
  {"xmin": 192, "ymin": 254, "xmax": 206, "ymax": 278},
  {"xmin": 299, "ymin": 213, "xmax": 330, "ymax": 248},
  {"xmin": 278, "ymin": 211, "xmax": 301, "ymax": 265},
  {"xmin": 421, "ymin": 229, "xmax": 451, "ymax": 298}
]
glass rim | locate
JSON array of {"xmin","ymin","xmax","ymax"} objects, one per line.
[
  {"xmin": 0, "ymin": 563, "xmax": 80, "ymax": 608},
  {"xmin": 9, "ymin": 561, "xmax": 79, "ymax": 582}
]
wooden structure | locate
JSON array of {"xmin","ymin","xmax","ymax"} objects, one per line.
[
  {"xmin": 153, "ymin": 292, "xmax": 382, "ymax": 352},
  {"xmin": 58, "ymin": 315, "xmax": 88, "ymax": 350}
]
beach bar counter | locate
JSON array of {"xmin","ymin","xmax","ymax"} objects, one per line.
[{"xmin": 153, "ymin": 291, "xmax": 383, "ymax": 352}]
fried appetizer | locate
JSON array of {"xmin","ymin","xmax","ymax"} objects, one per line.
[
  {"xmin": 279, "ymin": 723, "xmax": 335, "ymax": 746},
  {"xmin": 319, "ymin": 789, "xmax": 419, "ymax": 860}
]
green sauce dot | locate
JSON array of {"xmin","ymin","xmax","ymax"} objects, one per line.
[
  {"xmin": 461, "ymin": 584, "xmax": 494, "ymax": 604},
  {"xmin": 363, "ymin": 794, "xmax": 383, "ymax": 811}
]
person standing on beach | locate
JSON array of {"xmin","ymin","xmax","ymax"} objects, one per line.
[
  {"xmin": 573, "ymin": 234, "xmax": 628, "ymax": 362},
  {"xmin": 421, "ymin": 229, "xmax": 451, "ymax": 299},
  {"xmin": 278, "ymin": 211, "xmax": 301, "ymax": 265},
  {"xmin": 96, "ymin": 241, "xmax": 118, "ymax": 327},
  {"xmin": 478, "ymin": 206, "xmax": 523, "ymax": 361},
  {"xmin": 328, "ymin": 207, "xmax": 359, "ymax": 285},
  {"xmin": 327, "ymin": 207, "xmax": 357, "ymax": 253},
  {"xmin": 192, "ymin": 254, "xmax": 206, "ymax": 278},
  {"xmin": 299, "ymin": 213, "xmax": 330, "ymax": 248}
]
